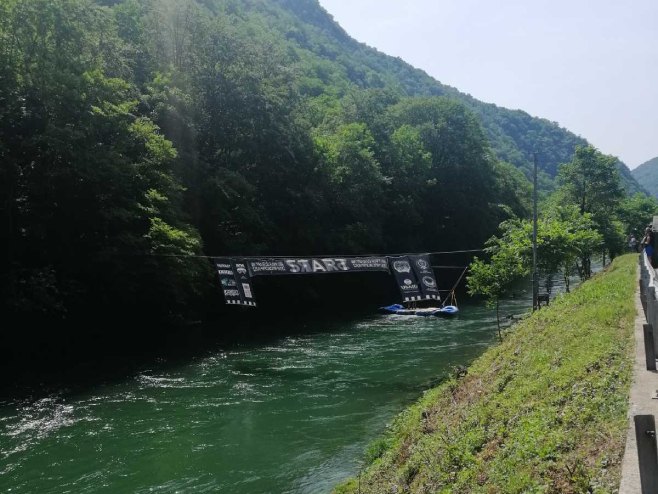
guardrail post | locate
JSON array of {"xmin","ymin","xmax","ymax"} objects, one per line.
[
  {"xmin": 643, "ymin": 324, "xmax": 657, "ymax": 371},
  {"xmin": 648, "ymin": 287, "xmax": 658, "ymax": 356},
  {"xmin": 641, "ymin": 263, "xmax": 648, "ymax": 316},
  {"xmin": 634, "ymin": 415, "xmax": 658, "ymax": 493}
]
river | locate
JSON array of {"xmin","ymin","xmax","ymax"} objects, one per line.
[{"xmin": 0, "ymin": 295, "xmax": 534, "ymax": 493}]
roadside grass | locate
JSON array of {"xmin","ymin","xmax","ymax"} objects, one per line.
[{"xmin": 334, "ymin": 254, "xmax": 637, "ymax": 494}]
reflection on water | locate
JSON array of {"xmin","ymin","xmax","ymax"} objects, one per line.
[{"xmin": 0, "ymin": 290, "xmax": 542, "ymax": 494}]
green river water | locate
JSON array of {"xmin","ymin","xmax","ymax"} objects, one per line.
[{"xmin": 1, "ymin": 297, "xmax": 532, "ymax": 494}]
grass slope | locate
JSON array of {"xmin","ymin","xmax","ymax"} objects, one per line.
[{"xmin": 335, "ymin": 254, "xmax": 637, "ymax": 493}]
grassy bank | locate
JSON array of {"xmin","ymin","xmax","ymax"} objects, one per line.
[{"xmin": 335, "ymin": 254, "xmax": 638, "ymax": 493}]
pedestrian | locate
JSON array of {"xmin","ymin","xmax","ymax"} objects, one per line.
[
  {"xmin": 629, "ymin": 234, "xmax": 638, "ymax": 252},
  {"xmin": 642, "ymin": 227, "xmax": 654, "ymax": 259}
]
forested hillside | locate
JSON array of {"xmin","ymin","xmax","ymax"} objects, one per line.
[
  {"xmin": 632, "ymin": 156, "xmax": 658, "ymax": 197},
  {"xmin": 273, "ymin": 0, "xmax": 641, "ymax": 192},
  {"xmin": 0, "ymin": 0, "xmax": 643, "ymax": 329}
]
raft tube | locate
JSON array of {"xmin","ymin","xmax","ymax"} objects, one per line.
[{"xmin": 379, "ymin": 304, "xmax": 459, "ymax": 316}]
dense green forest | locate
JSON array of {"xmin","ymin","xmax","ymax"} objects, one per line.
[
  {"xmin": 631, "ymin": 156, "xmax": 658, "ymax": 198},
  {"xmin": 0, "ymin": 0, "xmax": 649, "ymax": 332}
]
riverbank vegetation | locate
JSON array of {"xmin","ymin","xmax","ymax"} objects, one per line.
[
  {"xmin": 335, "ymin": 253, "xmax": 637, "ymax": 493},
  {"xmin": 467, "ymin": 144, "xmax": 658, "ymax": 323}
]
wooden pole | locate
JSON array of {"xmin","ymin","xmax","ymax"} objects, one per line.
[{"xmin": 532, "ymin": 152, "xmax": 538, "ymax": 311}]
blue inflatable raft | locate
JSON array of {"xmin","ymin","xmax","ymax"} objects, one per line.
[{"xmin": 379, "ymin": 304, "xmax": 459, "ymax": 317}]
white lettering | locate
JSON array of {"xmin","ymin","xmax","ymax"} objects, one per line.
[
  {"xmin": 298, "ymin": 260, "xmax": 312, "ymax": 272},
  {"xmin": 335, "ymin": 258, "xmax": 349, "ymax": 271},
  {"xmin": 322, "ymin": 259, "xmax": 337, "ymax": 271},
  {"xmin": 312, "ymin": 260, "xmax": 327, "ymax": 272},
  {"xmin": 250, "ymin": 260, "xmax": 286, "ymax": 272},
  {"xmin": 285, "ymin": 260, "xmax": 300, "ymax": 273}
]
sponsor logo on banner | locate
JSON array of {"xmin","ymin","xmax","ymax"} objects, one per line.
[
  {"xmin": 388, "ymin": 256, "xmax": 423, "ymax": 301},
  {"xmin": 401, "ymin": 279, "xmax": 419, "ymax": 290},
  {"xmin": 393, "ymin": 261, "xmax": 412, "ymax": 273},
  {"xmin": 214, "ymin": 258, "xmax": 257, "ymax": 307},
  {"xmin": 409, "ymin": 254, "xmax": 440, "ymax": 301},
  {"xmin": 416, "ymin": 258, "xmax": 430, "ymax": 270},
  {"xmin": 422, "ymin": 276, "xmax": 436, "ymax": 288}
]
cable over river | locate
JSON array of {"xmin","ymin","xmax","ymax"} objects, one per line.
[{"xmin": 1, "ymin": 297, "xmax": 531, "ymax": 493}]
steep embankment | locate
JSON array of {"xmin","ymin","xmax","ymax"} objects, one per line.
[{"xmin": 335, "ymin": 254, "xmax": 637, "ymax": 493}]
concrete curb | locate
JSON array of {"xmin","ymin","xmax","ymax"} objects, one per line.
[{"xmin": 619, "ymin": 264, "xmax": 658, "ymax": 493}]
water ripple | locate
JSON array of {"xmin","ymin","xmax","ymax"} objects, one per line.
[{"xmin": 0, "ymin": 298, "xmax": 534, "ymax": 494}]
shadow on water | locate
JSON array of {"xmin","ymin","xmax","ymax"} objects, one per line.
[
  {"xmin": 1, "ymin": 263, "xmax": 473, "ymax": 398},
  {"xmin": 0, "ymin": 305, "xmax": 379, "ymax": 399}
]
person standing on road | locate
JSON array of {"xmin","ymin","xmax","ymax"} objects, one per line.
[{"xmin": 629, "ymin": 234, "xmax": 638, "ymax": 252}]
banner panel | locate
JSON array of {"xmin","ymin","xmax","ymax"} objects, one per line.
[
  {"xmin": 388, "ymin": 256, "xmax": 423, "ymax": 302},
  {"xmin": 246, "ymin": 257, "xmax": 390, "ymax": 276},
  {"xmin": 213, "ymin": 258, "xmax": 257, "ymax": 307},
  {"xmin": 409, "ymin": 254, "xmax": 441, "ymax": 301},
  {"xmin": 232, "ymin": 259, "xmax": 257, "ymax": 306}
]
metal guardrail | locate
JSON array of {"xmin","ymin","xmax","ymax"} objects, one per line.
[
  {"xmin": 640, "ymin": 252, "xmax": 658, "ymax": 357},
  {"xmin": 637, "ymin": 252, "xmax": 658, "ymax": 491}
]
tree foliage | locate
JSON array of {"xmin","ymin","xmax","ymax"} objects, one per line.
[
  {"xmin": 468, "ymin": 142, "xmax": 637, "ymax": 317},
  {"xmin": 554, "ymin": 145, "xmax": 626, "ymax": 268},
  {"xmin": 619, "ymin": 193, "xmax": 658, "ymax": 238},
  {"xmin": 0, "ymin": 0, "xmax": 647, "ymax": 329}
]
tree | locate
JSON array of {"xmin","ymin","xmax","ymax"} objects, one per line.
[
  {"xmin": 0, "ymin": 0, "xmax": 208, "ymax": 322},
  {"xmin": 558, "ymin": 146, "xmax": 623, "ymax": 215},
  {"xmin": 467, "ymin": 251, "xmax": 526, "ymax": 340},
  {"xmin": 467, "ymin": 221, "xmax": 529, "ymax": 338},
  {"xmin": 467, "ymin": 211, "xmax": 603, "ymax": 335},
  {"xmin": 537, "ymin": 207, "xmax": 603, "ymax": 291},
  {"xmin": 556, "ymin": 145, "xmax": 624, "ymax": 273},
  {"xmin": 313, "ymin": 122, "xmax": 386, "ymax": 251},
  {"xmin": 386, "ymin": 97, "xmax": 526, "ymax": 250},
  {"xmin": 619, "ymin": 193, "xmax": 658, "ymax": 240}
]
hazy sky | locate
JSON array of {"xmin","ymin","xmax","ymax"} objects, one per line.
[{"xmin": 317, "ymin": 0, "xmax": 657, "ymax": 169}]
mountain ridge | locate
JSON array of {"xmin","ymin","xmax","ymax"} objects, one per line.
[
  {"xmin": 272, "ymin": 0, "xmax": 641, "ymax": 192},
  {"xmin": 631, "ymin": 156, "xmax": 658, "ymax": 197}
]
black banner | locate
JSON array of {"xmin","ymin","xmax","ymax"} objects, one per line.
[
  {"xmin": 409, "ymin": 254, "xmax": 441, "ymax": 301},
  {"xmin": 246, "ymin": 257, "xmax": 390, "ymax": 276},
  {"xmin": 213, "ymin": 254, "xmax": 437, "ymax": 307},
  {"xmin": 214, "ymin": 258, "xmax": 257, "ymax": 307},
  {"xmin": 388, "ymin": 256, "xmax": 423, "ymax": 302}
]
